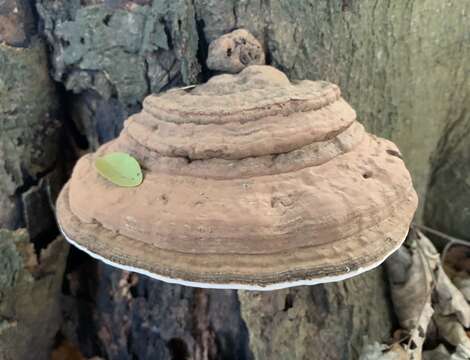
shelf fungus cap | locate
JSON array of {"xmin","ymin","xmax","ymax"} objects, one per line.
[{"xmin": 56, "ymin": 65, "xmax": 418, "ymax": 290}]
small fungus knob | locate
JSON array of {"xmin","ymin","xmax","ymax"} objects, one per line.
[{"xmin": 206, "ymin": 29, "xmax": 265, "ymax": 73}]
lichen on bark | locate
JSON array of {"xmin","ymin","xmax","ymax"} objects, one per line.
[
  {"xmin": 0, "ymin": 3, "xmax": 67, "ymax": 359},
  {"xmin": 36, "ymin": 0, "xmax": 201, "ymax": 151},
  {"xmin": 0, "ymin": 39, "xmax": 60, "ymax": 229},
  {"xmin": 37, "ymin": 0, "xmax": 200, "ymax": 106},
  {"xmin": 0, "ymin": 230, "xmax": 68, "ymax": 360}
]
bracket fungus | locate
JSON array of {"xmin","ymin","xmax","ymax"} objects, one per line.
[{"xmin": 56, "ymin": 65, "xmax": 418, "ymax": 290}]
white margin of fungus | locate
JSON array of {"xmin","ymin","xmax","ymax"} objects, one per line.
[{"xmin": 61, "ymin": 227, "xmax": 406, "ymax": 291}]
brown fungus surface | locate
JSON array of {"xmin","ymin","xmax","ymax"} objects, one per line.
[
  {"xmin": 206, "ymin": 29, "xmax": 265, "ymax": 73},
  {"xmin": 56, "ymin": 65, "xmax": 418, "ymax": 290}
]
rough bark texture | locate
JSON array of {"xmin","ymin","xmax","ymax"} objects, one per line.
[
  {"xmin": 0, "ymin": 1, "xmax": 68, "ymax": 358},
  {"xmin": 0, "ymin": 37, "xmax": 60, "ymax": 230},
  {"xmin": 0, "ymin": 0, "xmax": 468, "ymax": 359},
  {"xmin": 61, "ymin": 258, "xmax": 250, "ymax": 359},
  {"xmin": 0, "ymin": 230, "xmax": 68, "ymax": 360},
  {"xmin": 424, "ymin": 75, "xmax": 470, "ymax": 243},
  {"xmin": 239, "ymin": 267, "xmax": 393, "ymax": 360}
]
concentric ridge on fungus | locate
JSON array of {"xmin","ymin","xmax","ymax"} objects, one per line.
[{"xmin": 56, "ymin": 65, "xmax": 418, "ymax": 290}]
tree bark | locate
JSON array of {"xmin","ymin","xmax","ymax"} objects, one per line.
[
  {"xmin": 239, "ymin": 267, "xmax": 394, "ymax": 360},
  {"xmin": 0, "ymin": 0, "xmax": 468, "ymax": 359},
  {"xmin": 0, "ymin": 2, "xmax": 68, "ymax": 359}
]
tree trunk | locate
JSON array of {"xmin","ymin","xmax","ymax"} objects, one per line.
[
  {"xmin": 239, "ymin": 267, "xmax": 394, "ymax": 360},
  {"xmin": 1, "ymin": 0, "xmax": 468, "ymax": 359},
  {"xmin": 0, "ymin": 2, "xmax": 68, "ymax": 359}
]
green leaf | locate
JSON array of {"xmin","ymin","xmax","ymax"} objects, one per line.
[{"xmin": 95, "ymin": 152, "xmax": 143, "ymax": 187}]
